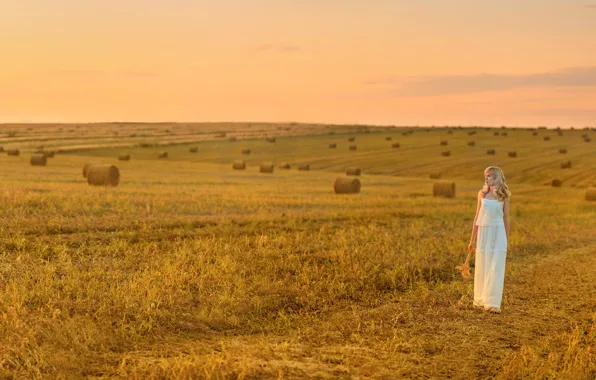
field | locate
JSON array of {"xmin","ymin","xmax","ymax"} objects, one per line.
[{"xmin": 1, "ymin": 123, "xmax": 595, "ymax": 378}]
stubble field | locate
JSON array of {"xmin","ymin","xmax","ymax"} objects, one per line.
[{"xmin": 1, "ymin": 123, "xmax": 595, "ymax": 379}]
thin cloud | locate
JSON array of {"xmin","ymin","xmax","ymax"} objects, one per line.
[
  {"xmin": 381, "ymin": 66, "xmax": 596, "ymax": 97},
  {"xmin": 582, "ymin": 4, "xmax": 596, "ymax": 8},
  {"xmin": 251, "ymin": 43, "xmax": 301, "ymax": 53}
]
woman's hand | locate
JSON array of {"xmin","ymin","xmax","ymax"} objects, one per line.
[
  {"xmin": 467, "ymin": 242, "xmax": 475, "ymax": 253},
  {"xmin": 482, "ymin": 185, "xmax": 489, "ymax": 194}
]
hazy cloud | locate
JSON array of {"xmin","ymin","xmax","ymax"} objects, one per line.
[
  {"xmin": 251, "ymin": 43, "xmax": 301, "ymax": 53},
  {"xmin": 583, "ymin": 4, "xmax": 596, "ymax": 8},
  {"xmin": 379, "ymin": 67, "xmax": 596, "ymax": 97}
]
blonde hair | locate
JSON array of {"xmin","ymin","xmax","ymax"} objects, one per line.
[{"xmin": 484, "ymin": 166, "xmax": 511, "ymax": 201}]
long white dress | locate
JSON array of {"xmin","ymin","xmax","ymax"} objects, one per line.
[{"xmin": 473, "ymin": 198, "xmax": 508, "ymax": 310}]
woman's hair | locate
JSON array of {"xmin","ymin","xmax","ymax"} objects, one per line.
[{"xmin": 484, "ymin": 166, "xmax": 511, "ymax": 201}]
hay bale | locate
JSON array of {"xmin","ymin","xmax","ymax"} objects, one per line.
[
  {"xmin": 346, "ymin": 167, "xmax": 361, "ymax": 176},
  {"xmin": 348, "ymin": 137, "xmax": 355, "ymax": 142},
  {"xmin": 544, "ymin": 136, "xmax": 551, "ymax": 141},
  {"xmin": 349, "ymin": 145, "xmax": 357, "ymax": 151},
  {"xmin": 532, "ymin": 132, "xmax": 538, "ymax": 136},
  {"xmin": 494, "ymin": 132, "xmax": 499, "ymax": 136},
  {"xmin": 260, "ymin": 163, "xmax": 274, "ymax": 173},
  {"xmin": 30, "ymin": 154, "xmax": 47, "ymax": 166},
  {"xmin": 43, "ymin": 151, "xmax": 55, "ymax": 158},
  {"xmin": 139, "ymin": 143, "xmax": 152, "ymax": 148},
  {"xmin": 552, "ymin": 179, "xmax": 563, "ymax": 187},
  {"xmin": 189, "ymin": 146, "xmax": 198, "ymax": 153},
  {"xmin": 486, "ymin": 149, "xmax": 496, "ymax": 155},
  {"xmin": 158, "ymin": 152, "xmax": 168, "ymax": 159},
  {"xmin": 83, "ymin": 162, "xmax": 100, "ymax": 178},
  {"xmin": 559, "ymin": 148, "xmax": 567, "ymax": 154},
  {"xmin": 586, "ymin": 189, "xmax": 596, "ymax": 201},
  {"xmin": 118, "ymin": 153, "xmax": 131, "ymax": 161},
  {"xmin": 508, "ymin": 151, "xmax": 517, "ymax": 158},
  {"xmin": 385, "ymin": 136, "xmax": 392, "ymax": 141},
  {"xmin": 279, "ymin": 162, "xmax": 291, "ymax": 169},
  {"xmin": 328, "ymin": 143, "xmax": 337, "ymax": 148},
  {"xmin": 433, "ymin": 182, "xmax": 456, "ymax": 198},
  {"xmin": 501, "ymin": 132, "xmax": 508, "ymax": 136},
  {"xmin": 392, "ymin": 143, "xmax": 400, "ymax": 148},
  {"xmin": 584, "ymin": 137, "xmax": 591, "ymax": 142},
  {"xmin": 232, "ymin": 160, "xmax": 246, "ymax": 170},
  {"xmin": 441, "ymin": 151, "xmax": 451, "ymax": 157},
  {"xmin": 215, "ymin": 132, "xmax": 227, "ymax": 138},
  {"xmin": 241, "ymin": 148, "xmax": 251, "ymax": 155},
  {"xmin": 0, "ymin": 146, "xmax": 4, "ymax": 152},
  {"xmin": 229, "ymin": 136, "xmax": 237, "ymax": 142},
  {"xmin": 298, "ymin": 164, "xmax": 310, "ymax": 171},
  {"xmin": 334, "ymin": 177, "xmax": 361, "ymax": 194},
  {"xmin": 6, "ymin": 149, "xmax": 19, "ymax": 156},
  {"xmin": 429, "ymin": 173, "xmax": 441, "ymax": 179},
  {"xmin": 560, "ymin": 161, "xmax": 572, "ymax": 169},
  {"xmin": 266, "ymin": 137, "xmax": 276, "ymax": 143},
  {"xmin": 468, "ymin": 141, "xmax": 476, "ymax": 146},
  {"xmin": 87, "ymin": 164, "xmax": 120, "ymax": 187},
  {"xmin": 447, "ymin": 130, "xmax": 453, "ymax": 134},
  {"xmin": 468, "ymin": 131, "xmax": 476, "ymax": 135},
  {"xmin": 440, "ymin": 140, "xmax": 448, "ymax": 146}
]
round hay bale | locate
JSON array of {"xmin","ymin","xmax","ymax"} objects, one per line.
[
  {"xmin": 561, "ymin": 161, "xmax": 572, "ymax": 169},
  {"xmin": 345, "ymin": 167, "xmax": 361, "ymax": 176},
  {"xmin": 494, "ymin": 132, "xmax": 499, "ymax": 136},
  {"xmin": 266, "ymin": 137, "xmax": 276, "ymax": 143},
  {"xmin": 83, "ymin": 162, "xmax": 100, "ymax": 178},
  {"xmin": 559, "ymin": 148, "xmax": 567, "ymax": 154},
  {"xmin": 440, "ymin": 140, "xmax": 448, "ymax": 146},
  {"xmin": 544, "ymin": 136, "xmax": 551, "ymax": 141},
  {"xmin": 229, "ymin": 136, "xmax": 237, "ymax": 142},
  {"xmin": 328, "ymin": 143, "xmax": 337, "ymax": 148},
  {"xmin": 43, "ymin": 151, "xmax": 55, "ymax": 158},
  {"xmin": 433, "ymin": 182, "xmax": 456, "ymax": 198},
  {"xmin": 139, "ymin": 143, "xmax": 151, "ymax": 148},
  {"xmin": 508, "ymin": 151, "xmax": 517, "ymax": 158},
  {"xmin": 298, "ymin": 164, "xmax": 310, "ymax": 171},
  {"xmin": 278, "ymin": 162, "xmax": 291, "ymax": 169},
  {"xmin": 532, "ymin": 132, "xmax": 538, "ymax": 136},
  {"xmin": 158, "ymin": 152, "xmax": 168, "ymax": 159},
  {"xmin": 349, "ymin": 145, "xmax": 357, "ymax": 151},
  {"xmin": 447, "ymin": 130, "xmax": 453, "ymax": 134},
  {"xmin": 232, "ymin": 160, "xmax": 246, "ymax": 170},
  {"xmin": 260, "ymin": 163, "xmax": 274, "ymax": 173},
  {"xmin": 334, "ymin": 177, "xmax": 361, "ymax": 194},
  {"xmin": 30, "ymin": 154, "xmax": 47, "ymax": 166},
  {"xmin": 118, "ymin": 153, "xmax": 131, "ymax": 161},
  {"xmin": 215, "ymin": 132, "xmax": 227, "ymax": 138},
  {"xmin": 189, "ymin": 146, "xmax": 198, "ymax": 153},
  {"xmin": 468, "ymin": 141, "xmax": 476, "ymax": 146},
  {"xmin": 584, "ymin": 137, "xmax": 591, "ymax": 142},
  {"xmin": 392, "ymin": 143, "xmax": 400, "ymax": 148},
  {"xmin": 385, "ymin": 136, "xmax": 392, "ymax": 141},
  {"xmin": 429, "ymin": 173, "xmax": 441, "ymax": 179},
  {"xmin": 585, "ymin": 189, "xmax": 596, "ymax": 201},
  {"xmin": 441, "ymin": 151, "xmax": 451, "ymax": 157},
  {"xmin": 468, "ymin": 131, "xmax": 477, "ymax": 135},
  {"xmin": 0, "ymin": 146, "xmax": 4, "ymax": 152},
  {"xmin": 6, "ymin": 149, "xmax": 20, "ymax": 156},
  {"xmin": 486, "ymin": 149, "xmax": 496, "ymax": 155},
  {"xmin": 501, "ymin": 132, "xmax": 508, "ymax": 136},
  {"xmin": 241, "ymin": 148, "xmax": 251, "ymax": 155},
  {"xmin": 348, "ymin": 137, "xmax": 355, "ymax": 142},
  {"xmin": 87, "ymin": 164, "xmax": 120, "ymax": 187},
  {"xmin": 552, "ymin": 179, "xmax": 563, "ymax": 187}
]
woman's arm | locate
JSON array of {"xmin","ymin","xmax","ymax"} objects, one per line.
[
  {"xmin": 503, "ymin": 198, "xmax": 511, "ymax": 241},
  {"xmin": 468, "ymin": 190, "xmax": 484, "ymax": 251}
]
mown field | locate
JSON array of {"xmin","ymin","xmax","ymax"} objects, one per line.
[{"xmin": 1, "ymin": 123, "xmax": 595, "ymax": 379}]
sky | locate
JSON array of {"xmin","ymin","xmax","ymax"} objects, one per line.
[{"xmin": 1, "ymin": 0, "xmax": 595, "ymax": 127}]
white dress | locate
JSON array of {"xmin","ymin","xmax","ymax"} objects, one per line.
[{"xmin": 473, "ymin": 198, "xmax": 508, "ymax": 310}]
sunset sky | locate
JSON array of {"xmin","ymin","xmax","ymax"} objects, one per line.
[{"xmin": 1, "ymin": 0, "xmax": 595, "ymax": 127}]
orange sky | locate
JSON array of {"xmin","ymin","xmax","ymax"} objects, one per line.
[{"xmin": 1, "ymin": 1, "xmax": 595, "ymax": 127}]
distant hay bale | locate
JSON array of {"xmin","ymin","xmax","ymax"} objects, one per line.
[
  {"xmin": 118, "ymin": 153, "xmax": 131, "ymax": 161},
  {"xmin": 584, "ymin": 137, "xmax": 591, "ymax": 142},
  {"xmin": 30, "ymin": 154, "xmax": 47, "ymax": 166},
  {"xmin": 494, "ymin": 132, "xmax": 499, "ymax": 136},
  {"xmin": 232, "ymin": 160, "xmax": 246, "ymax": 170},
  {"xmin": 468, "ymin": 141, "xmax": 476, "ymax": 146},
  {"xmin": 189, "ymin": 146, "xmax": 198, "ymax": 153},
  {"xmin": 241, "ymin": 148, "xmax": 251, "ymax": 155},
  {"xmin": 552, "ymin": 179, "xmax": 563, "ymax": 187},
  {"xmin": 392, "ymin": 143, "xmax": 400, "ymax": 148},
  {"xmin": 557, "ymin": 131, "xmax": 563, "ymax": 136},
  {"xmin": 266, "ymin": 137, "xmax": 276, "ymax": 143},
  {"xmin": 278, "ymin": 162, "xmax": 291, "ymax": 169},
  {"xmin": 348, "ymin": 137, "xmax": 355, "ymax": 142},
  {"xmin": 385, "ymin": 136, "xmax": 392, "ymax": 141},
  {"xmin": 433, "ymin": 182, "xmax": 456, "ymax": 198},
  {"xmin": 544, "ymin": 136, "xmax": 551, "ymax": 141},
  {"xmin": 349, "ymin": 145, "xmax": 357, "ymax": 151},
  {"xmin": 440, "ymin": 140, "xmax": 448, "ymax": 146},
  {"xmin": 158, "ymin": 152, "xmax": 168, "ymax": 159},
  {"xmin": 43, "ymin": 151, "xmax": 55, "ymax": 158},
  {"xmin": 560, "ymin": 161, "xmax": 572, "ymax": 169},
  {"xmin": 87, "ymin": 164, "xmax": 120, "ymax": 187},
  {"xmin": 532, "ymin": 132, "xmax": 538, "ymax": 136},
  {"xmin": 0, "ymin": 146, "xmax": 4, "ymax": 152},
  {"xmin": 298, "ymin": 164, "xmax": 310, "ymax": 171},
  {"xmin": 508, "ymin": 151, "xmax": 517, "ymax": 158},
  {"xmin": 260, "ymin": 163, "xmax": 274, "ymax": 173},
  {"xmin": 447, "ymin": 130, "xmax": 453, "ymax": 134},
  {"xmin": 6, "ymin": 149, "xmax": 19, "ymax": 156},
  {"xmin": 486, "ymin": 149, "xmax": 496, "ymax": 155},
  {"xmin": 334, "ymin": 177, "xmax": 361, "ymax": 194},
  {"xmin": 215, "ymin": 132, "xmax": 227, "ymax": 138},
  {"xmin": 468, "ymin": 131, "xmax": 476, "ymax": 135},
  {"xmin": 328, "ymin": 143, "xmax": 337, "ymax": 148},
  {"xmin": 139, "ymin": 143, "xmax": 152, "ymax": 148},
  {"xmin": 586, "ymin": 189, "xmax": 596, "ymax": 201},
  {"xmin": 441, "ymin": 151, "xmax": 451, "ymax": 157},
  {"xmin": 83, "ymin": 162, "xmax": 100, "ymax": 178},
  {"xmin": 345, "ymin": 167, "xmax": 361, "ymax": 176},
  {"xmin": 429, "ymin": 173, "xmax": 441, "ymax": 179},
  {"xmin": 559, "ymin": 148, "xmax": 567, "ymax": 154},
  {"xmin": 501, "ymin": 132, "xmax": 508, "ymax": 136},
  {"xmin": 229, "ymin": 136, "xmax": 237, "ymax": 142}
]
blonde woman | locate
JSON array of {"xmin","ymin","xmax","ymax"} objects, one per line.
[{"xmin": 468, "ymin": 166, "xmax": 511, "ymax": 313}]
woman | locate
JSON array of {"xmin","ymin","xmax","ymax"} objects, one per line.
[{"xmin": 468, "ymin": 166, "xmax": 511, "ymax": 313}]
